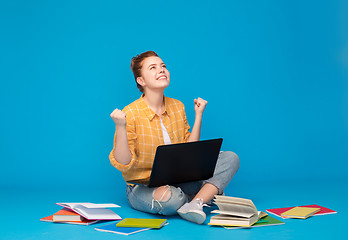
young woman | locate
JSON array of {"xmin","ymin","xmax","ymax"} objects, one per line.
[{"xmin": 109, "ymin": 51, "xmax": 239, "ymax": 224}]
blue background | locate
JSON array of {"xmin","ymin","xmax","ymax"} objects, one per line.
[{"xmin": 0, "ymin": 0, "xmax": 347, "ymax": 239}]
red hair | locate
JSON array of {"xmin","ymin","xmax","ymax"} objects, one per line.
[{"xmin": 130, "ymin": 51, "xmax": 159, "ymax": 93}]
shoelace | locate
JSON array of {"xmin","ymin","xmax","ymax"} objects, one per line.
[{"xmin": 194, "ymin": 198, "xmax": 209, "ymax": 208}]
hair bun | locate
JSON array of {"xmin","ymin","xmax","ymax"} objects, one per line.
[{"xmin": 130, "ymin": 51, "xmax": 159, "ymax": 93}]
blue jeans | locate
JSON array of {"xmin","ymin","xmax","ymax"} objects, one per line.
[{"xmin": 126, "ymin": 151, "xmax": 240, "ymax": 215}]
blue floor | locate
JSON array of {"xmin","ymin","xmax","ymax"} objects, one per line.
[{"xmin": 1, "ymin": 179, "xmax": 346, "ymax": 240}]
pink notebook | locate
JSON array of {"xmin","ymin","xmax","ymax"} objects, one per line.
[{"xmin": 266, "ymin": 204, "xmax": 336, "ymax": 219}]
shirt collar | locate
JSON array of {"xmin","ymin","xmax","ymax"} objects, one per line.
[{"xmin": 138, "ymin": 94, "xmax": 168, "ymax": 121}]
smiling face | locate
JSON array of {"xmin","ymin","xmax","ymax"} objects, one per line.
[{"xmin": 136, "ymin": 56, "xmax": 170, "ymax": 94}]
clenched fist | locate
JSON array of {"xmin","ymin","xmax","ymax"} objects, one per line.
[
  {"xmin": 194, "ymin": 97, "xmax": 208, "ymax": 115},
  {"xmin": 110, "ymin": 108, "xmax": 127, "ymax": 126}
]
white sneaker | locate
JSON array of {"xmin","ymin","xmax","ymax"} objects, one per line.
[{"xmin": 177, "ymin": 198, "xmax": 206, "ymax": 224}]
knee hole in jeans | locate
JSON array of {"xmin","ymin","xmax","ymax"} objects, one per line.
[{"xmin": 153, "ymin": 185, "xmax": 171, "ymax": 202}]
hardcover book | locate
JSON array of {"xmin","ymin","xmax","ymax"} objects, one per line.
[
  {"xmin": 53, "ymin": 208, "xmax": 86, "ymax": 222},
  {"xmin": 40, "ymin": 214, "xmax": 98, "ymax": 225},
  {"xmin": 208, "ymin": 196, "xmax": 261, "ymax": 227}
]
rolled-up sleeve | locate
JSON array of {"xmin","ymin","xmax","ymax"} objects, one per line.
[
  {"xmin": 182, "ymin": 105, "xmax": 191, "ymax": 142},
  {"xmin": 109, "ymin": 106, "xmax": 138, "ymax": 173}
]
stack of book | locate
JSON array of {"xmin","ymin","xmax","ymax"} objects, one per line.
[
  {"xmin": 40, "ymin": 202, "xmax": 122, "ymax": 225},
  {"xmin": 266, "ymin": 204, "xmax": 337, "ymax": 219},
  {"xmin": 208, "ymin": 196, "xmax": 284, "ymax": 228},
  {"xmin": 208, "ymin": 196, "xmax": 337, "ymax": 230}
]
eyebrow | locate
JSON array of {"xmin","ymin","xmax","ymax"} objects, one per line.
[{"xmin": 147, "ymin": 63, "xmax": 166, "ymax": 69}]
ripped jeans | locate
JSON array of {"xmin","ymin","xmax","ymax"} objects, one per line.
[{"xmin": 126, "ymin": 151, "xmax": 240, "ymax": 215}]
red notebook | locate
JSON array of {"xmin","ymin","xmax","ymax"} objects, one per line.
[
  {"xmin": 40, "ymin": 208, "xmax": 99, "ymax": 225},
  {"xmin": 266, "ymin": 204, "xmax": 336, "ymax": 219},
  {"xmin": 40, "ymin": 215, "xmax": 99, "ymax": 225},
  {"xmin": 53, "ymin": 208, "xmax": 85, "ymax": 222}
]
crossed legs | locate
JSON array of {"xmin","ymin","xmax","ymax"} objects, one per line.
[{"xmin": 126, "ymin": 151, "xmax": 240, "ymax": 218}]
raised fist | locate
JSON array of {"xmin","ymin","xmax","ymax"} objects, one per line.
[
  {"xmin": 194, "ymin": 97, "xmax": 208, "ymax": 115},
  {"xmin": 110, "ymin": 108, "xmax": 127, "ymax": 126}
]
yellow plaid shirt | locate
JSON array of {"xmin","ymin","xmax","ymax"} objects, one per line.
[{"xmin": 109, "ymin": 95, "xmax": 191, "ymax": 183}]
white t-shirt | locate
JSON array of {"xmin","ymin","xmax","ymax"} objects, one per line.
[{"xmin": 160, "ymin": 118, "xmax": 172, "ymax": 145}]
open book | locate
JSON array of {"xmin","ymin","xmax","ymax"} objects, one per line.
[
  {"xmin": 56, "ymin": 203, "xmax": 121, "ymax": 220},
  {"xmin": 209, "ymin": 196, "xmax": 263, "ymax": 227}
]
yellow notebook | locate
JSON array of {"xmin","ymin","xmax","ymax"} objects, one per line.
[
  {"xmin": 116, "ymin": 218, "xmax": 167, "ymax": 228},
  {"xmin": 281, "ymin": 207, "xmax": 320, "ymax": 219}
]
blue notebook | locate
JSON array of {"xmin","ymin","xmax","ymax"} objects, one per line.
[{"xmin": 95, "ymin": 222, "xmax": 150, "ymax": 235}]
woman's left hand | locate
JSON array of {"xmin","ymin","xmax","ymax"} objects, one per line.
[{"xmin": 194, "ymin": 97, "xmax": 208, "ymax": 115}]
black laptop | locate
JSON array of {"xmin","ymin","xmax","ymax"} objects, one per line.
[{"xmin": 128, "ymin": 138, "xmax": 223, "ymax": 188}]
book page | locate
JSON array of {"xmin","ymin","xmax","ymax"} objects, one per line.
[
  {"xmin": 57, "ymin": 203, "xmax": 120, "ymax": 209},
  {"xmin": 214, "ymin": 202, "xmax": 256, "ymax": 216},
  {"xmin": 210, "ymin": 214, "xmax": 259, "ymax": 227},
  {"xmin": 77, "ymin": 203, "xmax": 120, "ymax": 208},
  {"xmin": 211, "ymin": 214, "xmax": 256, "ymax": 220},
  {"xmin": 57, "ymin": 203, "xmax": 93, "ymax": 209},
  {"xmin": 73, "ymin": 205, "xmax": 121, "ymax": 220},
  {"xmin": 214, "ymin": 196, "xmax": 256, "ymax": 210},
  {"xmin": 211, "ymin": 210, "xmax": 254, "ymax": 218}
]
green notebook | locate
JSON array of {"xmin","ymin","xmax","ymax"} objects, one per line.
[
  {"xmin": 116, "ymin": 218, "xmax": 167, "ymax": 229},
  {"xmin": 224, "ymin": 215, "xmax": 284, "ymax": 229}
]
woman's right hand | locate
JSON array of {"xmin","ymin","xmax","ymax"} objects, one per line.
[{"xmin": 110, "ymin": 108, "xmax": 127, "ymax": 126}]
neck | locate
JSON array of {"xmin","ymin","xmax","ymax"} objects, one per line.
[{"xmin": 143, "ymin": 90, "xmax": 165, "ymax": 116}]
